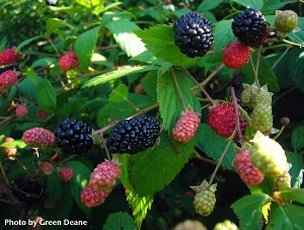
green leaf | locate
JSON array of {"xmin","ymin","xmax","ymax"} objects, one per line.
[
  {"xmin": 196, "ymin": 124, "xmax": 236, "ymax": 169},
  {"xmin": 109, "ymin": 84, "xmax": 128, "ymax": 102},
  {"xmin": 0, "ymin": 140, "xmax": 26, "ymax": 149},
  {"xmin": 242, "ymin": 57, "xmax": 280, "ymax": 92},
  {"xmin": 74, "ymin": 26, "xmax": 99, "ymax": 70},
  {"xmin": 65, "ymin": 160, "xmax": 92, "ymax": 217},
  {"xmin": 141, "ymin": 71, "xmax": 157, "ymax": 101},
  {"xmin": 46, "ymin": 173, "xmax": 62, "ymax": 203},
  {"xmin": 135, "ymin": 25, "xmax": 199, "ymax": 67},
  {"xmin": 126, "ymin": 189, "xmax": 152, "ymax": 229},
  {"xmin": 267, "ymin": 203, "xmax": 304, "ymax": 230},
  {"xmin": 198, "ymin": 0, "xmax": 224, "ymax": 11},
  {"xmin": 82, "ymin": 65, "xmax": 158, "ymax": 88},
  {"xmin": 288, "ymin": 17, "xmax": 304, "ymax": 45},
  {"xmin": 232, "ymin": 193, "xmax": 271, "ymax": 230},
  {"xmin": 105, "ymin": 19, "xmax": 146, "ymax": 57},
  {"xmin": 286, "ymin": 152, "xmax": 303, "ymax": 188},
  {"xmin": 262, "ymin": 0, "xmax": 297, "ymax": 15},
  {"xmin": 129, "ymin": 133, "xmax": 195, "ymax": 196},
  {"xmin": 36, "ymin": 78, "xmax": 57, "ymax": 113},
  {"xmin": 213, "ymin": 20, "xmax": 234, "ymax": 50},
  {"xmin": 231, "ymin": 0, "xmax": 264, "ymax": 10},
  {"xmin": 96, "ymin": 101, "xmax": 135, "ymax": 128},
  {"xmin": 157, "ymin": 70, "xmax": 201, "ymax": 131},
  {"xmin": 103, "ymin": 212, "xmax": 136, "ymax": 230},
  {"xmin": 279, "ymin": 189, "xmax": 304, "ymax": 204},
  {"xmin": 32, "ymin": 57, "xmax": 56, "ymax": 68},
  {"xmin": 292, "ymin": 125, "xmax": 304, "ymax": 151},
  {"xmin": 46, "ymin": 18, "xmax": 70, "ymax": 36},
  {"xmin": 16, "ymin": 35, "xmax": 43, "ymax": 51}
]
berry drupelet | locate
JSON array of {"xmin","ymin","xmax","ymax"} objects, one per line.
[
  {"xmin": 54, "ymin": 119, "xmax": 93, "ymax": 154},
  {"xmin": 174, "ymin": 12, "xmax": 214, "ymax": 58},
  {"xmin": 106, "ymin": 115, "xmax": 161, "ymax": 154}
]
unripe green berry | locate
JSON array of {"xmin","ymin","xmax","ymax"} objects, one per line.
[{"xmin": 275, "ymin": 10, "xmax": 298, "ymax": 34}]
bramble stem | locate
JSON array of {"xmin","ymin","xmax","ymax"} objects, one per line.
[
  {"xmin": 183, "ymin": 68, "xmax": 215, "ymax": 105},
  {"xmin": 191, "ymin": 63, "xmax": 225, "ymax": 93},
  {"xmin": 271, "ymin": 46, "xmax": 291, "ymax": 70},
  {"xmin": 282, "ymin": 39, "xmax": 304, "ymax": 48},
  {"xmin": 208, "ymin": 132, "xmax": 234, "ymax": 186},
  {"xmin": 172, "ymin": 69, "xmax": 187, "ymax": 110},
  {"xmin": 231, "ymin": 87, "xmax": 243, "ymax": 142},
  {"xmin": 0, "ymin": 160, "xmax": 8, "ymax": 183},
  {"xmin": 250, "ymin": 56, "xmax": 260, "ymax": 89}
]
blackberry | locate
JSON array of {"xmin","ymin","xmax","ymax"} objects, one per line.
[
  {"xmin": 232, "ymin": 8, "xmax": 267, "ymax": 47},
  {"xmin": 12, "ymin": 178, "xmax": 44, "ymax": 204},
  {"xmin": 106, "ymin": 115, "xmax": 161, "ymax": 154},
  {"xmin": 54, "ymin": 119, "xmax": 93, "ymax": 154},
  {"xmin": 174, "ymin": 12, "xmax": 213, "ymax": 58}
]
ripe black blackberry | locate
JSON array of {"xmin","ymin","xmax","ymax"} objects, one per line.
[
  {"xmin": 12, "ymin": 178, "xmax": 44, "ymax": 204},
  {"xmin": 106, "ymin": 115, "xmax": 161, "ymax": 154},
  {"xmin": 54, "ymin": 119, "xmax": 93, "ymax": 154},
  {"xmin": 174, "ymin": 12, "xmax": 213, "ymax": 58},
  {"xmin": 232, "ymin": 8, "xmax": 267, "ymax": 47}
]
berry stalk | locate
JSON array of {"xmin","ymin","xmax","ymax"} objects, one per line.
[{"xmin": 231, "ymin": 87, "xmax": 243, "ymax": 142}]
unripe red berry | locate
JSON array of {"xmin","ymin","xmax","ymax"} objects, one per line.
[
  {"xmin": 38, "ymin": 161, "xmax": 54, "ymax": 175},
  {"xmin": 0, "ymin": 47, "xmax": 20, "ymax": 65},
  {"xmin": 80, "ymin": 186, "xmax": 109, "ymax": 208},
  {"xmin": 15, "ymin": 105, "xmax": 28, "ymax": 118},
  {"xmin": 58, "ymin": 167, "xmax": 74, "ymax": 182},
  {"xmin": 0, "ymin": 70, "xmax": 18, "ymax": 91},
  {"xmin": 59, "ymin": 52, "xmax": 79, "ymax": 72},
  {"xmin": 223, "ymin": 42, "xmax": 250, "ymax": 69}
]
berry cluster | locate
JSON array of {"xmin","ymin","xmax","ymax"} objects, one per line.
[
  {"xmin": 234, "ymin": 149, "xmax": 264, "ymax": 185},
  {"xmin": 191, "ymin": 180, "xmax": 217, "ymax": 217},
  {"xmin": 81, "ymin": 160, "xmax": 121, "ymax": 208},
  {"xmin": 2, "ymin": 137, "xmax": 17, "ymax": 160},
  {"xmin": 54, "ymin": 119, "xmax": 93, "ymax": 154},
  {"xmin": 22, "ymin": 127, "xmax": 55, "ymax": 148},
  {"xmin": 232, "ymin": 8, "xmax": 267, "ymax": 47},
  {"xmin": 174, "ymin": 12, "xmax": 213, "ymax": 58},
  {"xmin": 172, "ymin": 110, "xmax": 200, "ymax": 143},
  {"xmin": 58, "ymin": 167, "xmax": 74, "ymax": 182},
  {"xmin": 207, "ymin": 104, "xmax": 247, "ymax": 138},
  {"xmin": 249, "ymin": 131, "xmax": 287, "ymax": 177},
  {"xmin": 0, "ymin": 47, "xmax": 19, "ymax": 66},
  {"xmin": 106, "ymin": 115, "xmax": 161, "ymax": 154},
  {"xmin": 59, "ymin": 51, "xmax": 79, "ymax": 72},
  {"xmin": 0, "ymin": 70, "xmax": 18, "ymax": 92}
]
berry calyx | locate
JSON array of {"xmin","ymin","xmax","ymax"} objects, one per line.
[
  {"xmin": 22, "ymin": 127, "xmax": 55, "ymax": 148},
  {"xmin": 106, "ymin": 115, "xmax": 161, "ymax": 154},
  {"xmin": 15, "ymin": 105, "xmax": 28, "ymax": 118},
  {"xmin": 89, "ymin": 160, "xmax": 121, "ymax": 191},
  {"xmin": 58, "ymin": 167, "xmax": 74, "ymax": 182},
  {"xmin": 174, "ymin": 12, "xmax": 214, "ymax": 57},
  {"xmin": 59, "ymin": 51, "xmax": 79, "ymax": 72},
  {"xmin": 249, "ymin": 131, "xmax": 287, "ymax": 176},
  {"xmin": 54, "ymin": 119, "xmax": 93, "ymax": 154},
  {"xmin": 172, "ymin": 110, "xmax": 200, "ymax": 143},
  {"xmin": 232, "ymin": 8, "xmax": 267, "ymax": 47},
  {"xmin": 0, "ymin": 70, "xmax": 18, "ymax": 91},
  {"xmin": 223, "ymin": 42, "xmax": 250, "ymax": 69},
  {"xmin": 80, "ymin": 185, "xmax": 109, "ymax": 208},
  {"xmin": 207, "ymin": 104, "xmax": 247, "ymax": 137},
  {"xmin": 234, "ymin": 149, "xmax": 264, "ymax": 185}
]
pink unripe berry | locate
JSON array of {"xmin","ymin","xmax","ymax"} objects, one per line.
[
  {"xmin": 38, "ymin": 161, "xmax": 54, "ymax": 175},
  {"xmin": 172, "ymin": 110, "xmax": 200, "ymax": 143},
  {"xmin": 15, "ymin": 105, "xmax": 28, "ymax": 118},
  {"xmin": 59, "ymin": 167, "xmax": 74, "ymax": 182},
  {"xmin": 0, "ymin": 70, "xmax": 18, "ymax": 90},
  {"xmin": 2, "ymin": 137, "xmax": 17, "ymax": 160},
  {"xmin": 59, "ymin": 52, "xmax": 79, "ymax": 72},
  {"xmin": 234, "ymin": 149, "xmax": 264, "ymax": 185},
  {"xmin": 22, "ymin": 127, "xmax": 55, "ymax": 148},
  {"xmin": 80, "ymin": 186, "xmax": 109, "ymax": 208}
]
